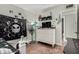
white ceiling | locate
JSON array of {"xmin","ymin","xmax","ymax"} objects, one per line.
[{"xmin": 14, "ymin": 4, "xmax": 56, "ymax": 14}]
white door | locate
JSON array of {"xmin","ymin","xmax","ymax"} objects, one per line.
[{"xmin": 63, "ymin": 13, "xmax": 77, "ymax": 38}]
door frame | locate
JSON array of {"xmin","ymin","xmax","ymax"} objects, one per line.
[{"xmin": 61, "ymin": 8, "xmax": 77, "ymax": 39}]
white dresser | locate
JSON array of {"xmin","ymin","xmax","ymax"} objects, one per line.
[{"xmin": 36, "ymin": 28, "xmax": 55, "ymax": 46}]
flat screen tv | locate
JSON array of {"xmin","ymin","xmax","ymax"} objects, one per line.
[{"xmin": 42, "ymin": 22, "xmax": 51, "ymax": 28}]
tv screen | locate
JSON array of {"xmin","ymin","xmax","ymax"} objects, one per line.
[{"xmin": 42, "ymin": 22, "xmax": 51, "ymax": 28}]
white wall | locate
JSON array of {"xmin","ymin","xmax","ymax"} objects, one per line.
[
  {"xmin": 38, "ymin": 4, "xmax": 76, "ymax": 45},
  {"xmin": 0, "ymin": 5, "xmax": 26, "ymax": 18},
  {"xmin": 0, "ymin": 4, "xmax": 35, "ymax": 42}
]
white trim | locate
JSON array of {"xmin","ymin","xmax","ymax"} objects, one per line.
[{"xmin": 55, "ymin": 43, "xmax": 63, "ymax": 46}]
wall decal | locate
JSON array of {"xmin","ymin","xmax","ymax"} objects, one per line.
[
  {"xmin": 15, "ymin": 15, "xmax": 18, "ymax": 18},
  {"xmin": 21, "ymin": 16, "xmax": 24, "ymax": 19},
  {"xmin": 18, "ymin": 13, "xmax": 22, "ymax": 15},
  {"xmin": 0, "ymin": 14, "xmax": 27, "ymax": 41},
  {"xmin": 9, "ymin": 10, "xmax": 13, "ymax": 13}
]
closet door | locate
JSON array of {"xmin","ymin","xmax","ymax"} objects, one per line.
[{"xmin": 64, "ymin": 13, "xmax": 77, "ymax": 38}]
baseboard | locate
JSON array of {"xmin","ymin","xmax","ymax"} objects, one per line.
[{"xmin": 55, "ymin": 43, "xmax": 63, "ymax": 46}]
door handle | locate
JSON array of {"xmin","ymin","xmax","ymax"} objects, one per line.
[{"xmin": 75, "ymin": 32, "xmax": 79, "ymax": 34}]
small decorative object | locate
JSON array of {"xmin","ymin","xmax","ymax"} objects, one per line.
[
  {"xmin": 7, "ymin": 21, "xmax": 10, "ymax": 25},
  {"xmin": 21, "ymin": 22, "xmax": 23, "ymax": 26},
  {"xmin": 14, "ymin": 15, "xmax": 18, "ymax": 18},
  {"xmin": 46, "ymin": 16, "xmax": 52, "ymax": 20},
  {"xmin": 42, "ymin": 17, "xmax": 46, "ymax": 21},
  {"xmin": 18, "ymin": 13, "xmax": 22, "ymax": 15},
  {"xmin": 9, "ymin": 10, "xmax": 11, "ymax": 13},
  {"xmin": 57, "ymin": 14, "xmax": 61, "ymax": 24},
  {"xmin": 9, "ymin": 10, "xmax": 13, "ymax": 13},
  {"xmin": 56, "ymin": 18, "xmax": 57, "ymax": 21},
  {"xmin": 11, "ymin": 24, "xmax": 20, "ymax": 34},
  {"xmin": 19, "ymin": 36, "xmax": 26, "ymax": 54},
  {"xmin": 14, "ymin": 19, "xmax": 18, "ymax": 23},
  {"xmin": 38, "ymin": 15, "xmax": 42, "ymax": 21},
  {"xmin": 66, "ymin": 4, "xmax": 73, "ymax": 8},
  {"xmin": 50, "ymin": 11, "xmax": 52, "ymax": 16},
  {"xmin": 28, "ymin": 25, "xmax": 34, "ymax": 41},
  {"xmin": 21, "ymin": 16, "xmax": 24, "ymax": 19}
]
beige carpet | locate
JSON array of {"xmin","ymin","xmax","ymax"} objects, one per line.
[{"xmin": 26, "ymin": 42, "xmax": 64, "ymax": 54}]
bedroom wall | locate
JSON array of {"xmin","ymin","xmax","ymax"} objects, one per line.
[
  {"xmin": 0, "ymin": 4, "xmax": 34, "ymax": 45},
  {"xmin": 38, "ymin": 4, "xmax": 76, "ymax": 45}
]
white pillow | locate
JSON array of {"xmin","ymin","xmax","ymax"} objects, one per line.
[{"xmin": 0, "ymin": 48, "xmax": 13, "ymax": 54}]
